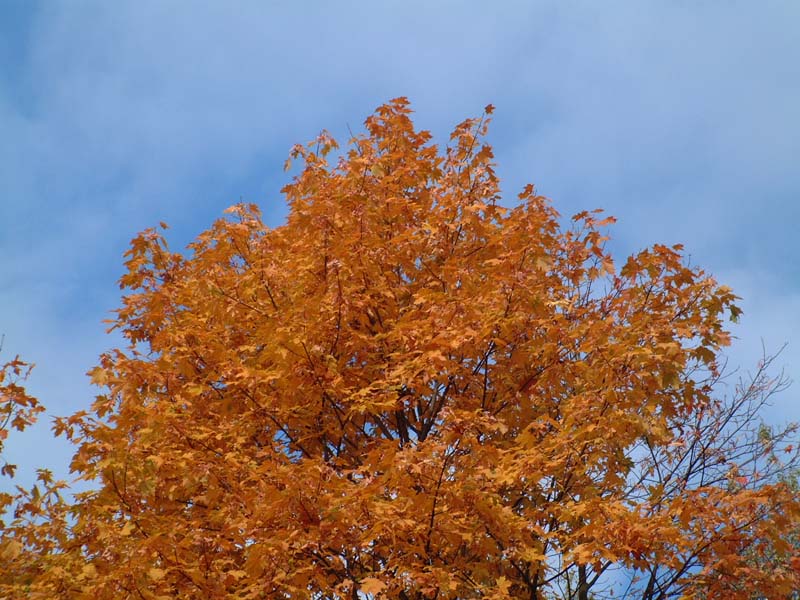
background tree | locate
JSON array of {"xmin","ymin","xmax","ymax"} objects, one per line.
[{"xmin": 1, "ymin": 99, "xmax": 798, "ymax": 599}]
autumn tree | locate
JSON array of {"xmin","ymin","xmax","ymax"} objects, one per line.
[{"xmin": 1, "ymin": 98, "xmax": 799, "ymax": 599}]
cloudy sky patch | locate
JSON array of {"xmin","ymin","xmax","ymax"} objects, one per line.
[{"xmin": 1, "ymin": 1, "xmax": 798, "ymax": 488}]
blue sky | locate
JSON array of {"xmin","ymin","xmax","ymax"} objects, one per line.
[{"xmin": 1, "ymin": 1, "xmax": 798, "ymax": 490}]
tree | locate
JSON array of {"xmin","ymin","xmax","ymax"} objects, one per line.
[{"xmin": 1, "ymin": 98, "xmax": 798, "ymax": 599}]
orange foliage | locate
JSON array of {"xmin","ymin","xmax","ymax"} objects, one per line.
[{"xmin": 1, "ymin": 99, "xmax": 798, "ymax": 599}]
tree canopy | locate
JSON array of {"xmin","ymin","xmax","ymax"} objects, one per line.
[{"xmin": 1, "ymin": 98, "xmax": 799, "ymax": 599}]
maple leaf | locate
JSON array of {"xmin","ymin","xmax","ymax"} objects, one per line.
[{"xmin": 360, "ymin": 577, "xmax": 386, "ymax": 595}]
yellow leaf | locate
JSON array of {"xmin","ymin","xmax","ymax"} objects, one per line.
[
  {"xmin": 88, "ymin": 367, "xmax": 109, "ymax": 386},
  {"xmin": 360, "ymin": 577, "xmax": 386, "ymax": 595},
  {"xmin": 496, "ymin": 576, "xmax": 510, "ymax": 594},
  {"xmin": 120, "ymin": 520, "xmax": 136, "ymax": 536},
  {"xmin": 1, "ymin": 539, "xmax": 22, "ymax": 561},
  {"xmin": 81, "ymin": 563, "xmax": 97, "ymax": 578}
]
